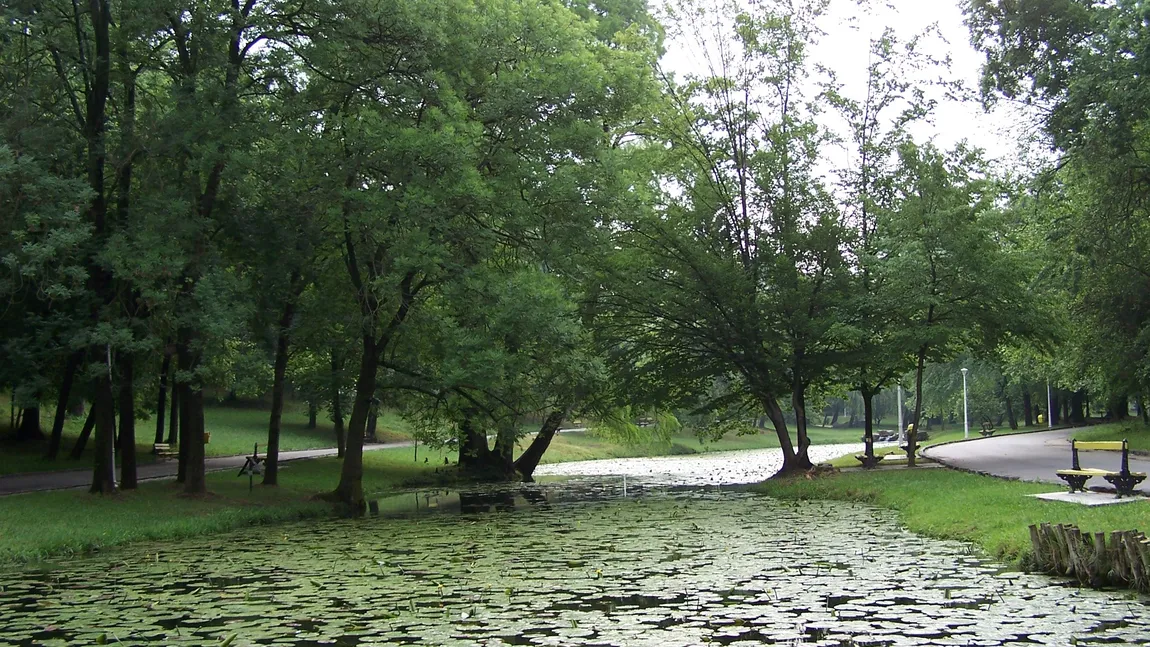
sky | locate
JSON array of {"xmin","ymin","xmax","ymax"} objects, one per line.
[{"xmin": 659, "ymin": 0, "xmax": 1045, "ymax": 173}]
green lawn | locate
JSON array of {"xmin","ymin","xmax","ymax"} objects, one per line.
[
  {"xmin": 0, "ymin": 446, "xmax": 448, "ymax": 565},
  {"xmin": 754, "ymin": 468, "xmax": 1150, "ymax": 566},
  {"xmin": 1072, "ymin": 419, "xmax": 1150, "ymax": 452},
  {"xmin": 0, "ymin": 402, "xmax": 414, "ymax": 476}
]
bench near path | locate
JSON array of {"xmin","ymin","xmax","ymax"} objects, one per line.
[{"xmin": 922, "ymin": 428, "xmax": 1150, "ymax": 488}]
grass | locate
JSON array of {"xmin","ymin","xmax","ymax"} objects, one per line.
[
  {"xmin": 0, "ymin": 446, "xmax": 451, "ymax": 566},
  {"xmin": 0, "ymin": 401, "xmax": 413, "ymax": 476},
  {"xmin": 1071, "ymin": 419, "xmax": 1150, "ymax": 452},
  {"xmin": 754, "ymin": 468, "xmax": 1150, "ymax": 566}
]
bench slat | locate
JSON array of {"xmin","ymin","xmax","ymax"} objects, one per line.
[
  {"xmin": 1074, "ymin": 441, "xmax": 1125, "ymax": 451},
  {"xmin": 1057, "ymin": 469, "xmax": 1114, "ymax": 476}
]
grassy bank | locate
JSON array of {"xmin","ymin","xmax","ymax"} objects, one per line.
[
  {"xmin": 0, "ymin": 446, "xmax": 450, "ymax": 566},
  {"xmin": 1072, "ymin": 419, "xmax": 1150, "ymax": 452},
  {"xmin": 754, "ymin": 468, "xmax": 1150, "ymax": 565}
]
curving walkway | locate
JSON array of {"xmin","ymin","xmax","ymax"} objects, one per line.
[
  {"xmin": 0, "ymin": 442, "xmax": 412, "ymax": 496},
  {"xmin": 922, "ymin": 428, "xmax": 1150, "ymax": 488}
]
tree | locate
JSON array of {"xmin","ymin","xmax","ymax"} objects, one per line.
[
  {"xmin": 601, "ymin": 0, "xmax": 850, "ymax": 474},
  {"xmin": 881, "ymin": 141, "xmax": 1039, "ymax": 465}
]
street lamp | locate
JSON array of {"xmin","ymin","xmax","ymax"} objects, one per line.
[
  {"xmin": 1047, "ymin": 379, "xmax": 1053, "ymax": 429},
  {"xmin": 961, "ymin": 367, "xmax": 970, "ymax": 439}
]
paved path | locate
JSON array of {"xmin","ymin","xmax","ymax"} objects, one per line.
[
  {"xmin": 922, "ymin": 428, "xmax": 1150, "ymax": 488},
  {"xmin": 0, "ymin": 442, "xmax": 412, "ymax": 496}
]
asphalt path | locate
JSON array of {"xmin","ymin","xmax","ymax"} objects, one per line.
[
  {"xmin": 0, "ymin": 442, "xmax": 412, "ymax": 496},
  {"xmin": 922, "ymin": 427, "xmax": 1150, "ymax": 489}
]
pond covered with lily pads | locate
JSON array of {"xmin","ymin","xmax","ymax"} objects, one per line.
[{"xmin": 1, "ymin": 444, "xmax": 1147, "ymax": 646}]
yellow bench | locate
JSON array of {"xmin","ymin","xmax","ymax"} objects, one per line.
[{"xmin": 1056, "ymin": 439, "xmax": 1146, "ymax": 497}]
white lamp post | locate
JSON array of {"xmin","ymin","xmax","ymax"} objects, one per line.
[
  {"xmin": 1047, "ymin": 379, "xmax": 1053, "ymax": 429},
  {"xmin": 961, "ymin": 367, "xmax": 970, "ymax": 439},
  {"xmin": 897, "ymin": 384, "xmax": 905, "ymax": 445}
]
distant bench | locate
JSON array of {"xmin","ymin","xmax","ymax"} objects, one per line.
[
  {"xmin": 1055, "ymin": 439, "xmax": 1146, "ymax": 498},
  {"xmin": 153, "ymin": 443, "xmax": 177, "ymax": 459},
  {"xmin": 979, "ymin": 422, "xmax": 996, "ymax": 437}
]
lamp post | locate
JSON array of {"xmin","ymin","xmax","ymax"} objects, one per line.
[
  {"xmin": 1047, "ymin": 379, "xmax": 1053, "ymax": 429},
  {"xmin": 897, "ymin": 384, "xmax": 905, "ymax": 445},
  {"xmin": 961, "ymin": 367, "xmax": 970, "ymax": 439}
]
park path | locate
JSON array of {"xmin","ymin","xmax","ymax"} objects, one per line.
[
  {"xmin": 0, "ymin": 442, "xmax": 412, "ymax": 496},
  {"xmin": 922, "ymin": 427, "xmax": 1150, "ymax": 487}
]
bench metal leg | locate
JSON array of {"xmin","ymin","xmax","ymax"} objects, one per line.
[
  {"xmin": 1103, "ymin": 473, "xmax": 1146, "ymax": 498},
  {"xmin": 1058, "ymin": 473, "xmax": 1091, "ymax": 493}
]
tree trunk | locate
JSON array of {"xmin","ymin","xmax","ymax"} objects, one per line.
[
  {"xmin": 177, "ymin": 334, "xmax": 207, "ymax": 494},
  {"xmin": 790, "ymin": 370, "xmax": 812, "ymax": 469},
  {"xmin": 1108, "ymin": 394, "xmax": 1129, "ymax": 420},
  {"xmin": 15, "ymin": 407, "xmax": 43, "ymax": 442},
  {"xmin": 1139, "ymin": 394, "xmax": 1149, "ymax": 424},
  {"xmin": 861, "ymin": 389, "xmax": 876, "ymax": 467},
  {"xmin": 830, "ymin": 403, "xmax": 840, "ymax": 427},
  {"xmin": 181, "ymin": 384, "xmax": 206, "ymax": 494},
  {"xmin": 154, "ymin": 351, "xmax": 171, "ymax": 444},
  {"xmin": 1070, "ymin": 389, "xmax": 1087, "ymax": 424},
  {"xmin": 90, "ymin": 376, "xmax": 117, "ymax": 494},
  {"xmin": 458, "ymin": 414, "xmax": 501, "ymax": 479},
  {"xmin": 331, "ymin": 349, "xmax": 345, "ymax": 458},
  {"xmin": 264, "ymin": 296, "xmax": 295, "ymax": 486},
  {"xmin": 46, "ymin": 351, "xmax": 83, "ymax": 458},
  {"xmin": 167, "ymin": 373, "xmax": 179, "ymax": 445},
  {"xmin": 761, "ymin": 394, "xmax": 801, "ymax": 474},
  {"xmin": 908, "ymin": 345, "xmax": 928, "ymax": 468},
  {"xmin": 514, "ymin": 409, "xmax": 565, "ymax": 481},
  {"xmin": 366, "ymin": 406, "xmax": 379, "ymax": 442},
  {"xmin": 332, "ymin": 335, "xmax": 378, "ymax": 509},
  {"xmin": 70, "ymin": 406, "xmax": 97, "ymax": 459},
  {"xmin": 1023, "ymin": 390, "xmax": 1033, "ymax": 427},
  {"xmin": 307, "ymin": 401, "xmax": 318, "ymax": 429},
  {"xmin": 491, "ymin": 424, "xmax": 516, "ymax": 476},
  {"xmin": 1005, "ymin": 394, "xmax": 1018, "ymax": 430},
  {"xmin": 1050, "ymin": 392, "xmax": 1061, "ymax": 425},
  {"xmin": 118, "ymin": 354, "xmax": 137, "ymax": 489}
]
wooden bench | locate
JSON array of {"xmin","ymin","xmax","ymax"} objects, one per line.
[
  {"xmin": 152, "ymin": 443, "xmax": 177, "ymax": 459},
  {"xmin": 979, "ymin": 422, "xmax": 996, "ymax": 437},
  {"xmin": 1056, "ymin": 439, "xmax": 1146, "ymax": 497}
]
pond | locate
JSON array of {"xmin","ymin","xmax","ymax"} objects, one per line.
[{"xmin": 1, "ymin": 444, "xmax": 1147, "ymax": 646}]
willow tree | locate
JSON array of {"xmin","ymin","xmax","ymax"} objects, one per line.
[{"xmin": 298, "ymin": 0, "xmax": 659, "ymax": 508}]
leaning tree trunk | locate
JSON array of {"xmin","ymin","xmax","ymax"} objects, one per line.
[
  {"xmin": 908, "ymin": 345, "xmax": 929, "ymax": 468},
  {"xmin": 332, "ymin": 335, "xmax": 378, "ymax": 509},
  {"xmin": 15, "ymin": 406, "xmax": 43, "ymax": 443},
  {"xmin": 154, "ymin": 351, "xmax": 171, "ymax": 445},
  {"xmin": 90, "ymin": 377, "xmax": 117, "ymax": 494},
  {"xmin": 46, "ymin": 351, "xmax": 83, "ymax": 458},
  {"xmin": 1023, "ymin": 390, "xmax": 1033, "ymax": 427},
  {"xmin": 490, "ymin": 424, "xmax": 517, "ymax": 478},
  {"xmin": 1005, "ymin": 394, "xmax": 1018, "ymax": 430},
  {"xmin": 70, "ymin": 406, "xmax": 97, "ymax": 459},
  {"xmin": 118, "ymin": 354, "xmax": 137, "ymax": 489},
  {"xmin": 264, "ymin": 296, "xmax": 295, "ymax": 486},
  {"xmin": 761, "ymin": 394, "xmax": 801, "ymax": 474},
  {"xmin": 514, "ymin": 409, "xmax": 566, "ymax": 481}
]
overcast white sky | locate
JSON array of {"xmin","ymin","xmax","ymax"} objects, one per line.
[{"xmin": 659, "ymin": 0, "xmax": 1045, "ymax": 174}]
